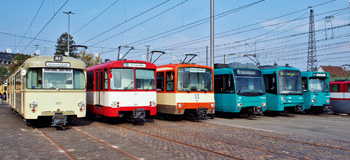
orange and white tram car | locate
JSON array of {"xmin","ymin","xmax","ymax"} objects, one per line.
[
  {"xmin": 156, "ymin": 63, "xmax": 215, "ymax": 119},
  {"xmin": 7, "ymin": 56, "xmax": 86, "ymax": 127},
  {"xmin": 86, "ymin": 60, "xmax": 157, "ymax": 122}
]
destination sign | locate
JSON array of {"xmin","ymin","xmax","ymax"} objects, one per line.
[
  {"xmin": 188, "ymin": 68, "xmax": 206, "ymax": 73},
  {"xmin": 54, "ymin": 56, "xmax": 63, "ymax": 62},
  {"xmin": 313, "ymin": 73, "xmax": 327, "ymax": 77},
  {"xmin": 237, "ymin": 69, "xmax": 257, "ymax": 75},
  {"xmin": 46, "ymin": 62, "xmax": 70, "ymax": 68},
  {"xmin": 123, "ymin": 63, "xmax": 146, "ymax": 68},
  {"xmin": 279, "ymin": 71, "xmax": 300, "ymax": 76}
]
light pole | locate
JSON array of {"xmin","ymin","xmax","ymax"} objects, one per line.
[{"xmin": 63, "ymin": 11, "xmax": 75, "ymax": 57}]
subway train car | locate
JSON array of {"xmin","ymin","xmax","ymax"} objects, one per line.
[
  {"xmin": 259, "ymin": 65, "xmax": 304, "ymax": 113},
  {"xmin": 301, "ymin": 71, "xmax": 331, "ymax": 113},
  {"xmin": 330, "ymin": 80, "xmax": 350, "ymax": 114},
  {"xmin": 156, "ymin": 63, "xmax": 215, "ymax": 120},
  {"xmin": 7, "ymin": 56, "xmax": 86, "ymax": 128},
  {"xmin": 214, "ymin": 63, "xmax": 266, "ymax": 116},
  {"xmin": 86, "ymin": 60, "xmax": 157, "ymax": 123}
]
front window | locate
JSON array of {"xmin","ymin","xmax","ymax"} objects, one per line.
[
  {"xmin": 110, "ymin": 69, "xmax": 134, "ymax": 90},
  {"xmin": 26, "ymin": 68, "xmax": 85, "ymax": 89},
  {"xmin": 136, "ymin": 69, "xmax": 155, "ymax": 90},
  {"xmin": 177, "ymin": 67, "xmax": 213, "ymax": 92},
  {"xmin": 234, "ymin": 69, "xmax": 265, "ymax": 96},
  {"xmin": 278, "ymin": 70, "xmax": 302, "ymax": 95},
  {"xmin": 309, "ymin": 78, "xmax": 329, "ymax": 93}
]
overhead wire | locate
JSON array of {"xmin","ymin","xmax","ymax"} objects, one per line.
[
  {"xmin": 81, "ymin": 0, "xmax": 171, "ymax": 44},
  {"xmin": 17, "ymin": 0, "xmax": 45, "ymax": 47},
  {"xmin": 21, "ymin": 0, "xmax": 70, "ymax": 53},
  {"xmin": 72, "ymin": 0, "xmax": 120, "ymax": 35}
]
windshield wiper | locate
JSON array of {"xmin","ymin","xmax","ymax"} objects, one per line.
[
  {"xmin": 124, "ymin": 81, "xmax": 134, "ymax": 91},
  {"xmin": 50, "ymin": 86, "xmax": 60, "ymax": 91}
]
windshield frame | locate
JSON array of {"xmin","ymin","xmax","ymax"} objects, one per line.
[
  {"xmin": 234, "ymin": 69, "xmax": 266, "ymax": 96},
  {"xmin": 278, "ymin": 70, "xmax": 303, "ymax": 95},
  {"xmin": 26, "ymin": 68, "xmax": 86, "ymax": 90},
  {"xmin": 177, "ymin": 67, "xmax": 213, "ymax": 92},
  {"xmin": 309, "ymin": 77, "xmax": 329, "ymax": 93}
]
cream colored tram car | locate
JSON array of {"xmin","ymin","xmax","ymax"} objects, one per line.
[{"xmin": 7, "ymin": 56, "xmax": 86, "ymax": 127}]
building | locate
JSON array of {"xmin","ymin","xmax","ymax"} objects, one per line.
[
  {"xmin": 0, "ymin": 52, "xmax": 16, "ymax": 66},
  {"xmin": 318, "ymin": 65, "xmax": 349, "ymax": 81}
]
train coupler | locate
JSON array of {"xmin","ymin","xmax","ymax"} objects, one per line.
[
  {"xmin": 51, "ymin": 114, "xmax": 67, "ymax": 130},
  {"xmin": 295, "ymin": 105, "xmax": 304, "ymax": 113},
  {"xmin": 131, "ymin": 108, "xmax": 146, "ymax": 123},
  {"xmin": 253, "ymin": 106, "xmax": 263, "ymax": 116},
  {"xmin": 197, "ymin": 107, "xmax": 207, "ymax": 120},
  {"xmin": 323, "ymin": 105, "xmax": 332, "ymax": 113}
]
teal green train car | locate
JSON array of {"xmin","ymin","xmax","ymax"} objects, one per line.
[
  {"xmin": 301, "ymin": 71, "xmax": 331, "ymax": 113},
  {"xmin": 214, "ymin": 63, "xmax": 266, "ymax": 116},
  {"xmin": 259, "ymin": 66, "xmax": 304, "ymax": 112}
]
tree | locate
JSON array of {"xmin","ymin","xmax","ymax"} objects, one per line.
[
  {"xmin": 7, "ymin": 54, "xmax": 31, "ymax": 74},
  {"xmin": 78, "ymin": 51, "xmax": 102, "ymax": 67},
  {"xmin": 54, "ymin": 32, "xmax": 78, "ymax": 58},
  {"xmin": 0, "ymin": 65, "xmax": 9, "ymax": 84}
]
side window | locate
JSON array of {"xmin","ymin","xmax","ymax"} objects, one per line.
[
  {"xmin": 348, "ymin": 84, "xmax": 350, "ymax": 92},
  {"xmin": 95, "ymin": 72, "xmax": 99, "ymax": 90},
  {"xmin": 264, "ymin": 74, "xmax": 277, "ymax": 94},
  {"xmin": 26, "ymin": 68, "xmax": 43, "ymax": 89},
  {"xmin": 166, "ymin": 71, "xmax": 174, "ymax": 91},
  {"xmin": 331, "ymin": 84, "xmax": 339, "ymax": 92},
  {"xmin": 157, "ymin": 72, "xmax": 164, "ymax": 91},
  {"xmin": 104, "ymin": 69, "xmax": 108, "ymax": 90},
  {"xmin": 15, "ymin": 72, "xmax": 21, "ymax": 90},
  {"xmin": 87, "ymin": 71, "xmax": 94, "ymax": 90},
  {"xmin": 100, "ymin": 71, "xmax": 103, "ymax": 91},
  {"xmin": 223, "ymin": 74, "xmax": 235, "ymax": 93},
  {"xmin": 302, "ymin": 77, "xmax": 307, "ymax": 92}
]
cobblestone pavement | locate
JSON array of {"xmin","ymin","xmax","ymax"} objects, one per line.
[{"xmin": 1, "ymin": 100, "xmax": 350, "ymax": 159}]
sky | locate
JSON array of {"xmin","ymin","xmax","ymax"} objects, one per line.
[{"xmin": 0, "ymin": 0, "xmax": 349, "ymax": 71}]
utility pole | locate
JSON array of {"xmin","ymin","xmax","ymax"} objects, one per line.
[
  {"xmin": 146, "ymin": 45, "xmax": 150, "ymax": 62},
  {"xmin": 34, "ymin": 44, "xmax": 39, "ymax": 55},
  {"xmin": 210, "ymin": 0, "xmax": 214, "ymax": 67},
  {"xmin": 206, "ymin": 46, "xmax": 208, "ymax": 66},
  {"xmin": 63, "ymin": 11, "xmax": 75, "ymax": 57},
  {"xmin": 307, "ymin": 9, "xmax": 317, "ymax": 71}
]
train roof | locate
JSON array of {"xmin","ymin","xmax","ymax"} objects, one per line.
[
  {"xmin": 301, "ymin": 71, "xmax": 329, "ymax": 77},
  {"xmin": 259, "ymin": 65, "xmax": 300, "ymax": 70},
  {"xmin": 87, "ymin": 59, "xmax": 156, "ymax": 71},
  {"xmin": 22, "ymin": 56, "xmax": 86, "ymax": 69},
  {"xmin": 156, "ymin": 63, "xmax": 213, "ymax": 72},
  {"xmin": 214, "ymin": 62, "xmax": 258, "ymax": 69}
]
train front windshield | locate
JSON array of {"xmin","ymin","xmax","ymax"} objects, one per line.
[
  {"xmin": 278, "ymin": 70, "xmax": 302, "ymax": 95},
  {"xmin": 110, "ymin": 69, "xmax": 155, "ymax": 90},
  {"xmin": 234, "ymin": 69, "xmax": 265, "ymax": 96},
  {"xmin": 177, "ymin": 67, "xmax": 213, "ymax": 92},
  {"xmin": 309, "ymin": 78, "xmax": 329, "ymax": 93},
  {"xmin": 26, "ymin": 68, "xmax": 85, "ymax": 89}
]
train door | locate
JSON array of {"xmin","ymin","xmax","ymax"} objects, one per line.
[
  {"xmin": 95, "ymin": 71, "xmax": 100, "ymax": 105},
  {"xmin": 99, "ymin": 70, "xmax": 104, "ymax": 106}
]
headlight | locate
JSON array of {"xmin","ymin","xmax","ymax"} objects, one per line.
[
  {"xmin": 210, "ymin": 103, "xmax": 215, "ymax": 108},
  {"xmin": 326, "ymin": 99, "xmax": 330, "ymax": 103},
  {"xmin": 261, "ymin": 102, "xmax": 266, "ymax": 106},
  {"xmin": 311, "ymin": 99, "xmax": 314, "ymax": 103},
  {"xmin": 281, "ymin": 97, "xmax": 286, "ymax": 102},
  {"xmin": 237, "ymin": 103, "xmax": 243, "ymax": 106},
  {"xmin": 111, "ymin": 101, "xmax": 119, "ymax": 108},
  {"xmin": 178, "ymin": 104, "xmax": 182, "ymax": 108},
  {"xmin": 78, "ymin": 101, "xmax": 85, "ymax": 108},
  {"xmin": 30, "ymin": 101, "xmax": 38, "ymax": 109},
  {"xmin": 150, "ymin": 101, "xmax": 156, "ymax": 107}
]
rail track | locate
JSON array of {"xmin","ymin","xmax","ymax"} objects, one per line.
[{"xmin": 38, "ymin": 128, "xmax": 140, "ymax": 160}]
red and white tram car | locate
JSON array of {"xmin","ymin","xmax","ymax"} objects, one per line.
[
  {"xmin": 86, "ymin": 60, "xmax": 157, "ymax": 122},
  {"xmin": 330, "ymin": 81, "xmax": 350, "ymax": 114}
]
